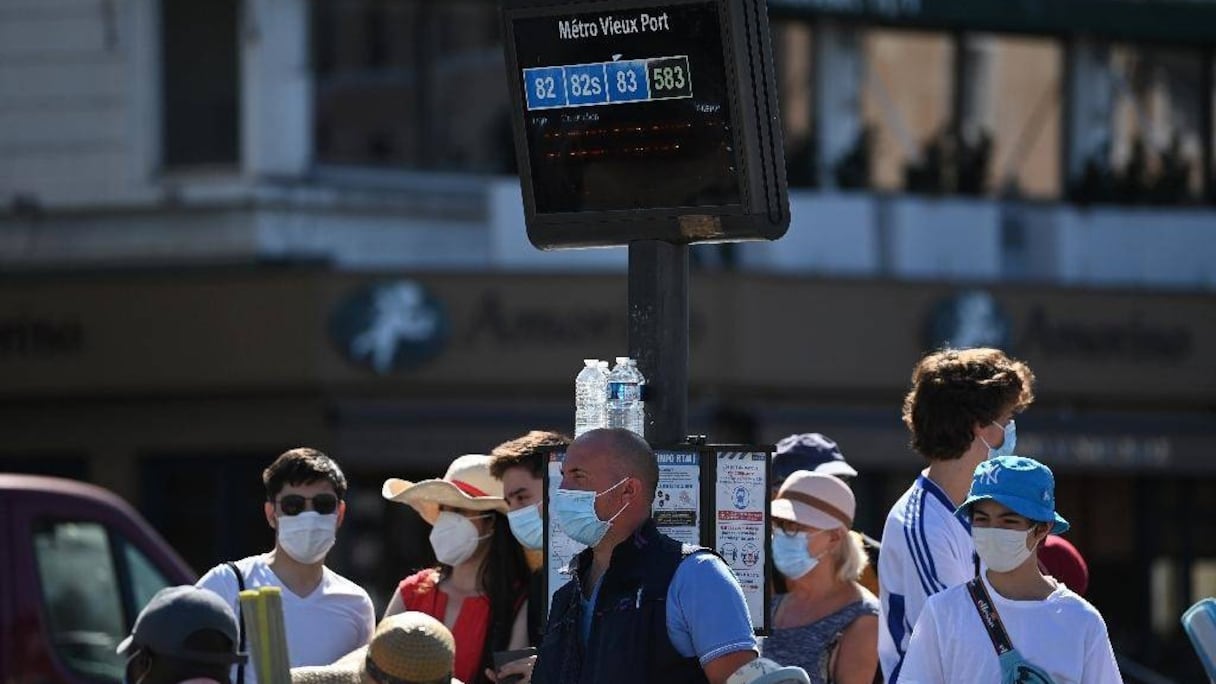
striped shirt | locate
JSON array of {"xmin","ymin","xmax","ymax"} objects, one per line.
[{"xmin": 877, "ymin": 474, "xmax": 975, "ymax": 684}]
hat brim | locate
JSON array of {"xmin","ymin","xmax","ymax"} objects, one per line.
[
  {"xmin": 382, "ymin": 478, "xmax": 507, "ymax": 525},
  {"xmin": 814, "ymin": 461, "xmax": 858, "ymax": 478},
  {"xmin": 290, "ymin": 664, "xmax": 364, "ymax": 684},
  {"xmin": 956, "ymin": 493, "xmax": 1069, "ymax": 534},
  {"xmin": 771, "ymin": 498, "xmax": 847, "ymax": 531}
]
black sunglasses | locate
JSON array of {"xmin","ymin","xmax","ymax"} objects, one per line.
[{"xmin": 275, "ymin": 494, "xmax": 339, "ymax": 516}]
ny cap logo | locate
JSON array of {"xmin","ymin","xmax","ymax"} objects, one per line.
[{"xmin": 978, "ymin": 464, "xmax": 1001, "ymax": 486}]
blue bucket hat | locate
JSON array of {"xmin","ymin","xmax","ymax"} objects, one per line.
[{"xmin": 957, "ymin": 456, "xmax": 1069, "ymax": 534}]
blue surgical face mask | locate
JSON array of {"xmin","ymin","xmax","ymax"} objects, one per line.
[
  {"xmin": 552, "ymin": 478, "xmax": 629, "ymax": 547},
  {"xmin": 507, "ymin": 503, "xmax": 544, "ymax": 550},
  {"xmin": 981, "ymin": 419, "xmax": 1017, "ymax": 459},
  {"xmin": 771, "ymin": 529, "xmax": 822, "ymax": 580}
]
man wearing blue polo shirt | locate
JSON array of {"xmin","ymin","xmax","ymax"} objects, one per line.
[{"xmin": 533, "ymin": 428, "xmax": 759, "ymax": 684}]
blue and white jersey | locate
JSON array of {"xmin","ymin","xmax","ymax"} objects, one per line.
[{"xmin": 877, "ymin": 474, "xmax": 976, "ymax": 684}]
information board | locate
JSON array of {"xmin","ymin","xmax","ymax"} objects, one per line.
[
  {"xmin": 502, "ymin": 0, "xmax": 789, "ymax": 247},
  {"xmin": 714, "ymin": 451, "xmax": 769, "ymax": 630}
]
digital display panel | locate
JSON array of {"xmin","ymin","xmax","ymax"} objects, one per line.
[{"xmin": 511, "ymin": 2, "xmax": 742, "ymax": 214}]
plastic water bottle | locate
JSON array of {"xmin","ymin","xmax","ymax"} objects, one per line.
[
  {"xmin": 574, "ymin": 359, "xmax": 608, "ymax": 437},
  {"xmin": 607, "ymin": 357, "xmax": 646, "ymax": 438}
]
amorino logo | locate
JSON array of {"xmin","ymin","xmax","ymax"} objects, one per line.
[
  {"xmin": 329, "ymin": 280, "xmax": 448, "ymax": 374},
  {"xmin": 925, "ymin": 289, "xmax": 1012, "ymax": 352}
]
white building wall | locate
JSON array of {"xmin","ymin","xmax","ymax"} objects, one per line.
[{"xmin": 0, "ymin": 0, "xmax": 151, "ymax": 206}]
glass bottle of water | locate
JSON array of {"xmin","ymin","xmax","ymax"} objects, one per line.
[{"xmin": 575, "ymin": 359, "xmax": 607, "ymax": 437}]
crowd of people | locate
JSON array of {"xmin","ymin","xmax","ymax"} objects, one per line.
[{"xmin": 124, "ymin": 346, "xmax": 1122, "ymax": 684}]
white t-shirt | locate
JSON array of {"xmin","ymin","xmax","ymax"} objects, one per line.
[
  {"xmin": 879, "ymin": 474, "xmax": 976, "ymax": 683},
  {"xmin": 897, "ymin": 572, "xmax": 1122, "ymax": 684},
  {"xmin": 197, "ymin": 554, "xmax": 375, "ymax": 684}
]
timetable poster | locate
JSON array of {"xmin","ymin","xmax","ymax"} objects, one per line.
[
  {"xmin": 545, "ymin": 451, "xmax": 585, "ymax": 614},
  {"xmin": 715, "ymin": 451, "xmax": 769, "ymax": 631},
  {"xmin": 652, "ymin": 450, "xmax": 700, "ymax": 545}
]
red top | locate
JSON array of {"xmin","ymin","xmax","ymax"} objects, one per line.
[{"xmin": 398, "ymin": 569, "xmax": 491, "ymax": 683}]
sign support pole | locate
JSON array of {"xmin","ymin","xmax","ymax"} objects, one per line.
[{"xmin": 628, "ymin": 239, "xmax": 689, "ymax": 446}]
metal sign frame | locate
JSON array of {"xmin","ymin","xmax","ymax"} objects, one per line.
[{"xmin": 501, "ymin": 0, "xmax": 790, "ymax": 248}]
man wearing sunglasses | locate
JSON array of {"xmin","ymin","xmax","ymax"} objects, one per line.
[{"xmin": 198, "ymin": 448, "xmax": 375, "ymax": 684}]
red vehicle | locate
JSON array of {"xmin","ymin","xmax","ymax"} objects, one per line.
[{"xmin": 0, "ymin": 474, "xmax": 196, "ymax": 684}]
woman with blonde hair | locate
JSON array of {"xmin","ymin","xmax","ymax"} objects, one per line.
[
  {"xmin": 382, "ymin": 455, "xmax": 530, "ymax": 684},
  {"xmin": 762, "ymin": 471, "xmax": 879, "ymax": 684}
]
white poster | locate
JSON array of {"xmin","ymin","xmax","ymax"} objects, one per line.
[
  {"xmin": 715, "ymin": 451, "xmax": 769, "ymax": 632},
  {"xmin": 545, "ymin": 451, "xmax": 585, "ymax": 614},
  {"xmin": 652, "ymin": 450, "xmax": 700, "ymax": 545}
]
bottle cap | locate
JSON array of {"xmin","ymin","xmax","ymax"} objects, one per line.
[{"xmin": 584, "ymin": 358, "xmax": 599, "ymax": 366}]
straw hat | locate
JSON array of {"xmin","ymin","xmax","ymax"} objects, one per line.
[
  {"xmin": 771, "ymin": 470, "xmax": 855, "ymax": 531},
  {"xmin": 291, "ymin": 612, "xmax": 462, "ymax": 684},
  {"xmin": 382, "ymin": 454, "xmax": 507, "ymax": 524}
]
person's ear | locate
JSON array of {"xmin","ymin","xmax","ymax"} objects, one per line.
[
  {"xmin": 1029, "ymin": 523, "xmax": 1050, "ymax": 550},
  {"xmin": 336, "ymin": 500, "xmax": 347, "ymax": 528},
  {"xmin": 264, "ymin": 501, "xmax": 277, "ymax": 530}
]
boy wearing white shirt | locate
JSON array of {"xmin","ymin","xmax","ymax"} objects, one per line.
[
  {"xmin": 898, "ymin": 456, "xmax": 1122, "ymax": 684},
  {"xmin": 879, "ymin": 348, "xmax": 1036, "ymax": 682},
  {"xmin": 197, "ymin": 448, "xmax": 375, "ymax": 684}
]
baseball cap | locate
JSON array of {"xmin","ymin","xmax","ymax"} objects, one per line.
[
  {"xmin": 117, "ymin": 586, "xmax": 247, "ymax": 665},
  {"xmin": 772, "ymin": 433, "xmax": 858, "ymax": 482},
  {"xmin": 771, "ymin": 471, "xmax": 855, "ymax": 531},
  {"xmin": 957, "ymin": 455, "xmax": 1070, "ymax": 534},
  {"xmin": 1038, "ymin": 534, "xmax": 1089, "ymax": 596}
]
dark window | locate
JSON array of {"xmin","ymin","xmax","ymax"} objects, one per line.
[
  {"xmin": 32, "ymin": 521, "xmax": 128, "ymax": 682},
  {"xmin": 312, "ymin": 0, "xmax": 513, "ymax": 173},
  {"xmin": 161, "ymin": 0, "xmax": 240, "ymax": 167}
]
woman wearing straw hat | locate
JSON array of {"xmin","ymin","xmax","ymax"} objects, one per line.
[
  {"xmin": 762, "ymin": 471, "xmax": 879, "ymax": 684},
  {"xmin": 382, "ymin": 455, "xmax": 530, "ymax": 684},
  {"xmin": 292, "ymin": 611, "xmax": 463, "ymax": 684}
]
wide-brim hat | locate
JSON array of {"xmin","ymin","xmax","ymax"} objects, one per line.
[
  {"xmin": 957, "ymin": 455, "xmax": 1070, "ymax": 534},
  {"xmin": 291, "ymin": 612, "xmax": 463, "ymax": 684},
  {"xmin": 770, "ymin": 470, "xmax": 855, "ymax": 531},
  {"xmin": 383, "ymin": 454, "xmax": 507, "ymax": 524}
]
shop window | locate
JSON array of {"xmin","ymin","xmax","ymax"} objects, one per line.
[
  {"xmin": 32, "ymin": 520, "xmax": 127, "ymax": 682},
  {"xmin": 861, "ymin": 30, "xmax": 955, "ymax": 193},
  {"xmin": 771, "ymin": 20, "xmax": 816, "ymax": 187},
  {"xmin": 1080, "ymin": 45, "xmax": 1206, "ymax": 205},
  {"xmin": 960, "ymin": 35, "xmax": 1062, "ymax": 199},
  {"xmin": 160, "ymin": 0, "xmax": 240, "ymax": 168},
  {"xmin": 312, "ymin": 0, "xmax": 513, "ymax": 173}
]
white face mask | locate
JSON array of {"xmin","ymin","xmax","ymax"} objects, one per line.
[
  {"xmin": 429, "ymin": 511, "xmax": 491, "ymax": 566},
  {"xmin": 973, "ymin": 526, "xmax": 1035, "ymax": 572},
  {"xmin": 277, "ymin": 512, "xmax": 338, "ymax": 564}
]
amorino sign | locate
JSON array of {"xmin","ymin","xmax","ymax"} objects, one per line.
[{"xmin": 0, "ymin": 269, "xmax": 1210, "ymax": 405}]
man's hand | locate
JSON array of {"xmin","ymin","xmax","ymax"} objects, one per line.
[{"xmin": 483, "ymin": 653, "xmax": 537, "ymax": 684}]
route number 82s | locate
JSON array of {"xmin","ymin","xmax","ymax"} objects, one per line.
[{"xmin": 569, "ymin": 73, "xmax": 603, "ymax": 97}]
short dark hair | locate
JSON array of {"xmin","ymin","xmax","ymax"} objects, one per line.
[
  {"xmin": 575, "ymin": 429, "xmax": 659, "ymax": 503},
  {"xmin": 489, "ymin": 430, "xmax": 572, "ymax": 481},
  {"xmin": 902, "ymin": 348, "xmax": 1035, "ymax": 461},
  {"xmin": 263, "ymin": 448, "xmax": 347, "ymax": 500}
]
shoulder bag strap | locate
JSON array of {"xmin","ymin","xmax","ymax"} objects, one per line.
[
  {"xmin": 965, "ymin": 577, "xmax": 1014, "ymax": 657},
  {"xmin": 225, "ymin": 561, "xmax": 247, "ymax": 684}
]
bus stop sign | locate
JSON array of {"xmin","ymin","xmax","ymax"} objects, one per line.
[{"xmin": 501, "ymin": 0, "xmax": 789, "ymax": 248}]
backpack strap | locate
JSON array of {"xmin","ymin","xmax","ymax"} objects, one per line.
[
  {"xmin": 226, "ymin": 562, "xmax": 247, "ymax": 684},
  {"xmin": 965, "ymin": 577, "xmax": 1014, "ymax": 656}
]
